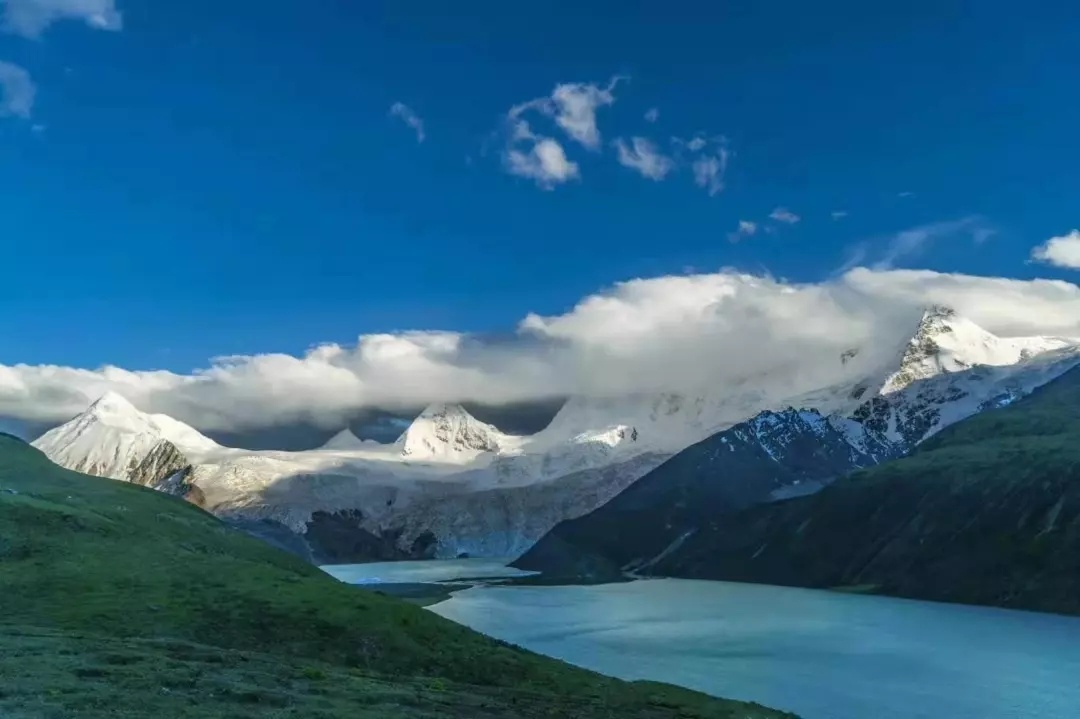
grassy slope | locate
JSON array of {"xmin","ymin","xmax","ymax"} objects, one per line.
[
  {"xmin": 0, "ymin": 437, "xmax": 792, "ymax": 719},
  {"xmin": 650, "ymin": 366, "xmax": 1080, "ymax": 615}
]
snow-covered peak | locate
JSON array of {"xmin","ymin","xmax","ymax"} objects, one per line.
[
  {"xmin": 82, "ymin": 391, "xmax": 146, "ymax": 431},
  {"xmin": 320, "ymin": 428, "xmax": 375, "ymax": 451},
  {"xmin": 89, "ymin": 390, "xmax": 138, "ymax": 414},
  {"xmin": 879, "ymin": 306, "xmax": 1074, "ymax": 395},
  {"xmin": 395, "ymin": 403, "xmax": 506, "ymax": 461},
  {"xmin": 31, "ymin": 393, "xmax": 217, "ymax": 480}
]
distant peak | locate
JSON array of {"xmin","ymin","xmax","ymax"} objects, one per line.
[
  {"xmin": 321, "ymin": 428, "xmax": 369, "ymax": 451},
  {"xmin": 397, "ymin": 403, "xmax": 503, "ymax": 458}
]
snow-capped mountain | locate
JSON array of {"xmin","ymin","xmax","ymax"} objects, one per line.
[
  {"xmin": 395, "ymin": 403, "xmax": 507, "ymax": 461},
  {"xmin": 878, "ymin": 305, "xmax": 1073, "ymax": 395},
  {"xmin": 801, "ymin": 306, "xmax": 1080, "ymax": 448},
  {"xmin": 32, "ymin": 392, "xmax": 218, "ymax": 482},
  {"xmin": 29, "ymin": 306, "xmax": 1080, "ymax": 562}
]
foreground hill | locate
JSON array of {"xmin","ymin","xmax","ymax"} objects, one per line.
[
  {"xmin": 0, "ymin": 436, "xmax": 791, "ymax": 718},
  {"xmin": 527, "ymin": 365, "xmax": 1080, "ymax": 616}
]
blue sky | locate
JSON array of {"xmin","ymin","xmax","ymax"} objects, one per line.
[{"xmin": 2, "ymin": 0, "xmax": 1080, "ymax": 430}]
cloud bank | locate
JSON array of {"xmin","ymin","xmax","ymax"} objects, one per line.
[{"xmin": 3, "ymin": 266, "xmax": 1079, "ymax": 432}]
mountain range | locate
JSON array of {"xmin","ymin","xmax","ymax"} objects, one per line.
[
  {"xmin": 30, "ymin": 306, "xmax": 1080, "ymax": 565},
  {"xmin": 518, "ymin": 362, "xmax": 1080, "ymax": 615}
]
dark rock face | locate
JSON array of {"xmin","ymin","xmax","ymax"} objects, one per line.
[
  {"xmin": 129, "ymin": 440, "xmax": 190, "ymax": 489},
  {"xmin": 303, "ymin": 510, "xmax": 438, "ymax": 565},
  {"xmin": 128, "ymin": 440, "xmax": 207, "ymax": 507},
  {"xmin": 591, "ymin": 367, "xmax": 1080, "ymax": 616},
  {"xmin": 514, "ymin": 409, "xmax": 900, "ymax": 580}
]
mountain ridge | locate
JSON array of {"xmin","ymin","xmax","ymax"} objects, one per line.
[
  {"xmin": 634, "ymin": 364, "xmax": 1080, "ymax": 616},
  {"xmin": 29, "ymin": 308, "xmax": 1080, "ymax": 562}
]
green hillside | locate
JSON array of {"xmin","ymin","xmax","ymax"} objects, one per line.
[{"xmin": 0, "ymin": 436, "xmax": 792, "ymax": 719}]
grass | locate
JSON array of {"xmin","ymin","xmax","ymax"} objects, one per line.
[{"xmin": 0, "ymin": 436, "xmax": 793, "ymax": 718}]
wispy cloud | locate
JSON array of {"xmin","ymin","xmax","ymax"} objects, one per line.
[
  {"xmin": 831, "ymin": 210, "xmax": 849, "ymax": 220},
  {"xmin": 510, "ymin": 76, "xmax": 626, "ymax": 150},
  {"xmin": 389, "ymin": 102, "xmax": 425, "ymax": 143},
  {"xmin": 668, "ymin": 134, "xmax": 730, "ymax": 197},
  {"xmin": 769, "ymin": 207, "xmax": 800, "ymax": 225},
  {"xmin": 2, "ymin": 0, "xmax": 121, "ymax": 38},
  {"xmin": 501, "ymin": 76, "xmax": 627, "ymax": 188},
  {"xmin": 873, "ymin": 216, "xmax": 988, "ymax": 270},
  {"xmin": 691, "ymin": 153, "xmax": 726, "ymax": 196},
  {"xmin": 613, "ymin": 136, "xmax": 674, "ymax": 181},
  {"xmin": 897, "ymin": 191, "xmax": 915, "ymax": 198},
  {"xmin": 1031, "ymin": 229, "xmax": 1080, "ymax": 270},
  {"xmin": 727, "ymin": 220, "xmax": 758, "ymax": 243},
  {"xmin": 501, "ymin": 79, "xmax": 732, "ymax": 195},
  {"xmin": 685, "ymin": 136, "xmax": 707, "ymax": 152},
  {"xmin": 0, "ymin": 61, "xmax": 35, "ymax": 118}
]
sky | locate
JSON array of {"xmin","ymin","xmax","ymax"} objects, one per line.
[{"xmin": 2, "ymin": 0, "xmax": 1080, "ymax": 437}]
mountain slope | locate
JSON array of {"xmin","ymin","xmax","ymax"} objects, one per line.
[
  {"xmin": 0, "ymin": 435, "xmax": 791, "ymax": 719},
  {"xmin": 636, "ymin": 366, "xmax": 1080, "ymax": 616},
  {"xmin": 514, "ymin": 409, "xmax": 902, "ymax": 579}
]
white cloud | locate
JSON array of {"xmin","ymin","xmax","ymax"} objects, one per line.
[
  {"xmin": 501, "ymin": 79, "xmax": 622, "ymax": 188},
  {"xmin": 831, "ymin": 210, "xmax": 849, "ymax": 220},
  {"xmin": 389, "ymin": 102, "xmax": 425, "ymax": 143},
  {"xmin": 613, "ymin": 136, "xmax": 674, "ymax": 181},
  {"xmin": 509, "ymin": 76, "xmax": 625, "ymax": 150},
  {"xmin": 1031, "ymin": 230, "xmax": 1080, "ymax": 270},
  {"xmin": 671, "ymin": 135, "xmax": 730, "ymax": 196},
  {"xmin": 727, "ymin": 220, "xmax": 758, "ymax": 243},
  {"xmin": 644, "ymin": 107, "xmax": 659, "ymax": 123},
  {"xmin": 2, "ymin": 0, "xmax": 121, "ymax": 38},
  {"xmin": 0, "ymin": 61, "xmax": 34, "ymax": 118},
  {"xmin": 691, "ymin": 149, "xmax": 728, "ymax": 196},
  {"xmin": 4, "ymin": 265, "xmax": 1080, "ymax": 433},
  {"xmin": 769, "ymin": 207, "xmax": 800, "ymax": 225},
  {"xmin": 504, "ymin": 135, "xmax": 579, "ymax": 189}
]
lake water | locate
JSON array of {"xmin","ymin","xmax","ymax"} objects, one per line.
[{"xmin": 424, "ymin": 572, "xmax": 1080, "ymax": 719}]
